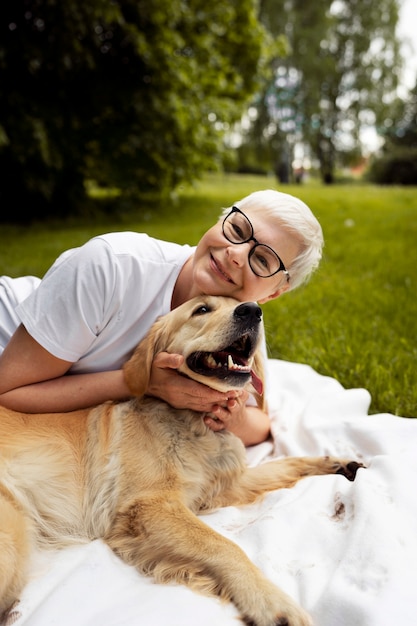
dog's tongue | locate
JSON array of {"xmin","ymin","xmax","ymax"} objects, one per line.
[{"xmin": 251, "ymin": 369, "xmax": 263, "ymax": 395}]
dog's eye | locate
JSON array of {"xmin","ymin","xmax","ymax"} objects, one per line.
[{"xmin": 192, "ymin": 305, "xmax": 212, "ymax": 316}]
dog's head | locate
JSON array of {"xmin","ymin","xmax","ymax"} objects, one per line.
[{"xmin": 124, "ymin": 296, "xmax": 265, "ymax": 407}]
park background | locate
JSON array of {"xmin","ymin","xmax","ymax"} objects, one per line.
[{"xmin": 1, "ymin": 0, "xmax": 416, "ymax": 418}]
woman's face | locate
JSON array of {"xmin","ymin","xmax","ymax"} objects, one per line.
[{"xmin": 191, "ymin": 209, "xmax": 301, "ymax": 304}]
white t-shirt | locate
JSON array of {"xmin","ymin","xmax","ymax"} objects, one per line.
[{"xmin": 1, "ymin": 233, "xmax": 194, "ymax": 374}]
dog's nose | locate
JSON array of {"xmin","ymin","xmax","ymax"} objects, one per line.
[{"xmin": 234, "ymin": 302, "xmax": 262, "ymax": 324}]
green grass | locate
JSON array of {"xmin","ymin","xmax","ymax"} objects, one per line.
[
  {"xmin": 1, "ymin": 173, "xmax": 416, "ymax": 417},
  {"xmin": 265, "ymin": 184, "xmax": 417, "ymax": 418}
]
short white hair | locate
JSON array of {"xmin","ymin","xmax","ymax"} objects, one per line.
[{"xmin": 221, "ymin": 189, "xmax": 323, "ymax": 291}]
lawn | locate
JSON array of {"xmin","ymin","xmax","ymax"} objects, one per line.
[{"xmin": 1, "ymin": 173, "xmax": 416, "ymax": 417}]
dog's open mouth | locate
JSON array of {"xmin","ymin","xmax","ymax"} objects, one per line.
[{"xmin": 186, "ymin": 334, "xmax": 263, "ymax": 394}]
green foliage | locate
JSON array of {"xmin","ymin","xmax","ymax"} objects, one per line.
[
  {"xmin": 241, "ymin": 0, "xmax": 403, "ymax": 183},
  {"xmin": 367, "ymin": 82, "xmax": 417, "ymax": 184},
  {"xmin": 367, "ymin": 146, "xmax": 417, "ymax": 184},
  {"xmin": 0, "ymin": 0, "xmax": 266, "ymax": 221},
  {"xmin": 1, "ymin": 173, "xmax": 416, "ymax": 417}
]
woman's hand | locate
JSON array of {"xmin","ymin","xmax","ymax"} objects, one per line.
[
  {"xmin": 204, "ymin": 398, "xmax": 271, "ymax": 446},
  {"xmin": 149, "ymin": 352, "xmax": 270, "ymax": 446},
  {"xmin": 147, "ymin": 351, "xmax": 243, "ymax": 413}
]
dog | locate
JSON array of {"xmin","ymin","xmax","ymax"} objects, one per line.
[{"xmin": 0, "ymin": 296, "xmax": 363, "ymax": 626}]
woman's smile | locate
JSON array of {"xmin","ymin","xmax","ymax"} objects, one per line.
[{"xmin": 210, "ymin": 253, "xmax": 235, "ymax": 284}]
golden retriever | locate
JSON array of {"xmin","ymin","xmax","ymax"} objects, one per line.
[{"xmin": 0, "ymin": 296, "xmax": 363, "ymax": 626}]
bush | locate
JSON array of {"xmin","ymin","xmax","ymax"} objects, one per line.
[{"xmin": 367, "ymin": 147, "xmax": 417, "ymax": 185}]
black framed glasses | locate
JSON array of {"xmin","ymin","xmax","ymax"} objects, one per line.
[{"xmin": 222, "ymin": 206, "xmax": 290, "ymax": 280}]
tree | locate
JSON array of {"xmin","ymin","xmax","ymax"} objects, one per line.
[
  {"xmin": 0, "ymin": 0, "xmax": 267, "ymax": 221},
  {"xmin": 239, "ymin": 0, "xmax": 403, "ymax": 183}
]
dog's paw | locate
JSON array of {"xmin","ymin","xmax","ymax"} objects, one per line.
[
  {"xmin": 273, "ymin": 605, "xmax": 313, "ymax": 626},
  {"xmin": 240, "ymin": 587, "xmax": 313, "ymax": 626},
  {"xmin": 335, "ymin": 460, "xmax": 365, "ymax": 481},
  {"xmin": 1, "ymin": 601, "xmax": 22, "ymax": 626},
  {"xmin": 242, "ymin": 607, "xmax": 313, "ymax": 626}
]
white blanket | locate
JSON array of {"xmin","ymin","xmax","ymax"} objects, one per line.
[{"xmin": 4, "ymin": 360, "xmax": 417, "ymax": 626}]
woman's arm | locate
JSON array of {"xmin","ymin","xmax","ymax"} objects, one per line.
[
  {"xmin": 0, "ymin": 325, "xmax": 131, "ymax": 412},
  {"xmin": 0, "ymin": 326, "xmax": 270, "ymax": 445},
  {"xmin": 0, "ymin": 327, "xmax": 242, "ymax": 415}
]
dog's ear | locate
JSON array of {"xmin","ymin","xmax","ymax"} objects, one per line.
[
  {"xmin": 123, "ymin": 318, "xmax": 169, "ymax": 397},
  {"xmin": 251, "ymin": 349, "xmax": 267, "ymax": 412}
]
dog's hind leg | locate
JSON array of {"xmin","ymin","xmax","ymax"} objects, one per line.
[
  {"xmin": 106, "ymin": 494, "xmax": 312, "ymax": 626},
  {"xmin": 0, "ymin": 488, "xmax": 32, "ymax": 617}
]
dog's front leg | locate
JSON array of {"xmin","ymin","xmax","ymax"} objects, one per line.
[
  {"xmin": 210, "ymin": 456, "xmax": 364, "ymax": 509},
  {"xmin": 0, "ymin": 489, "xmax": 32, "ymax": 617},
  {"xmin": 105, "ymin": 493, "xmax": 312, "ymax": 626}
]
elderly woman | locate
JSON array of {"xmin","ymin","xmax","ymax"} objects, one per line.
[{"xmin": 0, "ymin": 189, "xmax": 323, "ymax": 445}]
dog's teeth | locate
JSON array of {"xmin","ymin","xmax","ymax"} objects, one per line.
[
  {"xmin": 206, "ymin": 354, "xmax": 218, "ymax": 368},
  {"xmin": 227, "ymin": 354, "xmax": 250, "ymax": 372}
]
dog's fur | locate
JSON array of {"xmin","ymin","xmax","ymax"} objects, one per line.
[{"xmin": 0, "ymin": 296, "xmax": 363, "ymax": 626}]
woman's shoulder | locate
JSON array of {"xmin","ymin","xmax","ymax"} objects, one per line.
[
  {"xmin": 41, "ymin": 232, "xmax": 194, "ymax": 292},
  {"xmin": 92, "ymin": 232, "xmax": 193, "ymax": 264}
]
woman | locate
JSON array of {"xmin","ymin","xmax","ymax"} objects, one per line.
[{"xmin": 0, "ymin": 190, "xmax": 323, "ymax": 446}]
